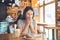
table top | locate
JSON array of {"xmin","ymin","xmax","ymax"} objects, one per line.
[{"xmin": 0, "ymin": 34, "xmax": 41, "ymax": 40}]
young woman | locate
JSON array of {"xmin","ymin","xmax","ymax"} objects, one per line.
[{"xmin": 17, "ymin": 6, "xmax": 37, "ymax": 37}]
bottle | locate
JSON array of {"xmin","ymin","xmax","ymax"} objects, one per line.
[
  {"xmin": 14, "ymin": 24, "xmax": 17, "ymax": 38},
  {"xmin": 14, "ymin": 24, "xmax": 20, "ymax": 37},
  {"xmin": 14, "ymin": 24, "xmax": 17, "ymax": 30}
]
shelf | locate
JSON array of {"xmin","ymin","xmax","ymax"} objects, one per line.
[{"xmin": 57, "ymin": 2, "xmax": 60, "ymax": 26}]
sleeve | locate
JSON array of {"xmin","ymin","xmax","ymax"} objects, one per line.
[
  {"xmin": 33, "ymin": 20, "xmax": 37, "ymax": 27},
  {"xmin": 33, "ymin": 20, "xmax": 37, "ymax": 33},
  {"xmin": 17, "ymin": 19, "xmax": 23, "ymax": 27}
]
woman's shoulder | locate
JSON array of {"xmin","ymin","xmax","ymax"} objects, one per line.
[
  {"xmin": 18, "ymin": 19, "xmax": 25, "ymax": 23},
  {"xmin": 18, "ymin": 19, "xmax": 23, "ymax": 22},
  {"xmin": 17, "ymin": 19, "xmax": 25, "ymax": 26}
]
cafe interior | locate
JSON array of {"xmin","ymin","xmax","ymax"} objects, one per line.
[{"xmin": 0, "ymin": 0, "xmax": 60, "ymax": 40}]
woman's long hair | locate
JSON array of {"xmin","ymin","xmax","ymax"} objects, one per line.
[{"xmin": 23, "ymin": 6, "xmax": 34, "ymax": 19}]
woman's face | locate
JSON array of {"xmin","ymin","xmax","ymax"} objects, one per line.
[{"xmin": 26, "ymin": 10, "xmax": 33, "ymax": 19}]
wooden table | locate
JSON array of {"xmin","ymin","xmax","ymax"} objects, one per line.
[
  {"xmin": 0, "ymin": 34, "xmax": 23, "ymax": 40},
  {"xmin": 25, "ymin": 37, "xmax": 40, "ymax": 40},
  {"xmin": 0, "ymin": 34, "xmax": 41, "ymax": 40}
]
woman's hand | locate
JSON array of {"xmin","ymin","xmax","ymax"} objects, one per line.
[
  {"xmin": 26, "ymin": 19, "xmax": 31, "ymax": 26},
  {"xmin": 26, "ymin": 17, "xmax": 33, "ymax": 26},
  {"xmin": 26, "ymin": 17, "xmax": 33, "ymax": 24}
]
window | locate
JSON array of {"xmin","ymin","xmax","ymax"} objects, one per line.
[
  {"xmin": 45, "ymin": 28, "xmax": 53, "ymax": 40},
  {"xmin": 40, "ymin": 7, "xmax": 44, "ymax": 23},
  {"xmin": 39, "ymin": 0, "xmax": 44, "ymax": 5},
  {"xmin": 39, "ymin": 0, "xmax": 55, "ymax": 25},
  {"xmin": 39, "ymin": 0, "xmax": 55, "ymax": 40},
  {"xmin": 45, "ymin": 0, "xmax": 54, "ymax": 4},
  {"xmin": 45, "ymin": 3, "xmax": 55, "ymax": 24}
]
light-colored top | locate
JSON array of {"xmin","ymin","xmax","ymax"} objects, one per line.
[
  {"xmin": 6, "ymin": 15, "xmax": 15, "ymax": 22},
  {"xmin": 17, "ymin": 19, "xmax": 37, "ymax": 34}
]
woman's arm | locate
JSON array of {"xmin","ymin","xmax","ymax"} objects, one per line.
[
  {"xmin": 29, "ymin": 24, "xmax": 37, "ymax": 34},
  {"xmin": 21, "ymin": 23, "xmax": 29, "ymax": 35},
  {"xmin": 18, "ymin": 20, "xmax": 30, "ymax": 35},
  {"xmin": 18, "ymin": 24, "xmax": 30, "ymax": 35}
]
